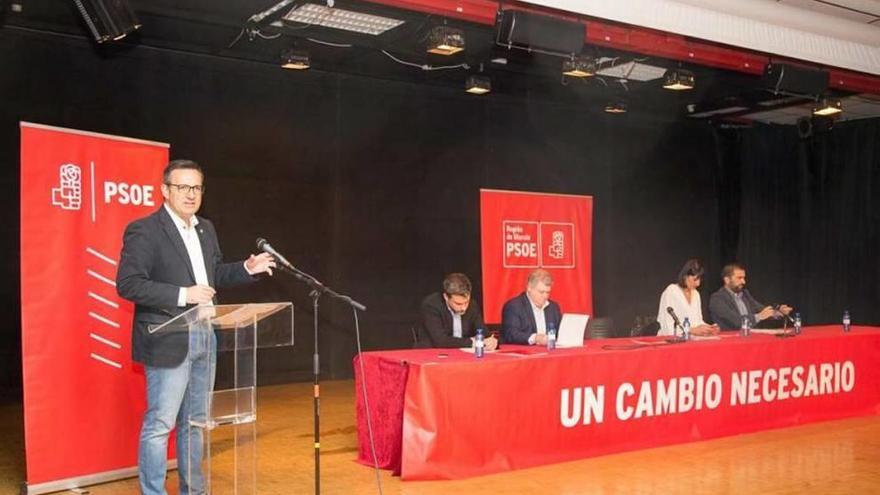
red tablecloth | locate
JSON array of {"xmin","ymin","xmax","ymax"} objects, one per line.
[{"xmin": 354, "ymin": 326, "xmax": 880, "ymax": 480}]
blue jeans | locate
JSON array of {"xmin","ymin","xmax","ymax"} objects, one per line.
[{"xmin": 139, "ymin": 328, "xmax": 215, "ymax": 495}]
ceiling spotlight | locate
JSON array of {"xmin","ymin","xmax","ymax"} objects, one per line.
[
  {"xmin": 427, "ymin": 25, "xmax": 465, "ymax": 55},
  {"xmin": 281, "ymin": 48, "xmax": 310, "ymax": 70},
  {"xmin": 663, "ymin": 68, "xmax": 695, "ymax": 90},
  {"xmin": 604, "ymin": 101, "xmax": 627, "ymax": 114},
  {"xmin": 562, "ymin": 56, "xmax": 596, "ymax": 78},
  {"xmin": 465, "ymin": 74, "xmax": 491, "ymax": 95},
  {"xmin": 813, "ymin": 97, "xmax": 842, "ymax": 116}
]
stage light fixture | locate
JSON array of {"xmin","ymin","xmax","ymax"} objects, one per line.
[
  {"xmin": 812, "ymin": 97, "xmax": 842, "ymax": 116},
  {"xmin": 604, "ymin": 101, "xmax": 627, "ymax": 114},
  {"xmin": 427, "ymin": 25, "xmax": 465, "ymax": 55},
  {"xmin": 562, "ymin": 56, "xmax": 596, "ymax": 78},
  {"xmin": 72, "ymin": 0, "xmax": 142, "ymax": 43},
  {"xmin": 465, "ymin": 74, "xmax": 491, "ymax": 95},
  {"xmin": 281, "ymin": 48, "xmax": 310, "ymax": 70},
  {"xmin": 282, "ymin": 3, "xmax": 404, "ymax": 36},
  {"xmin": 662, "ymin": 68, "xmax": 695, "ymax": 90}
]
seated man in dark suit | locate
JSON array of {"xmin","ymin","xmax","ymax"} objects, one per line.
[
  {"xmin": 502, "ymin": 269, "xmax": 562, "ymax": 345},
  {"xmin": 708, "ymin": 262, "xmax": 792, "ymax": 330},
  {"xmin": 420, "ymin": 273, "xmax": 498, "ymax": 350}
]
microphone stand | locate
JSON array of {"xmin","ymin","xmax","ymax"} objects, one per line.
[
  {"xmin": 276, "ymin": 264, "xmax": 366, "ymax": 495},
  {"xmin": 665, "ymin": 309, "xmax": 686, "ymax": 344},
  {"xmin": 778, "ymin": 308, "xmax": 797, "ymax": 338},
  {"xmin": 666, "ymin": 322, "xmax": 687, "ymax": 344}
]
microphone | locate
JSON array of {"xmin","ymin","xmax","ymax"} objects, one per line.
[
  {"xmin": 774, "ymin": 304, "xmax": 795, "ymax": 324},
  {"xmin": 666, "ymin": 306, "xmax": 683, "ymax": 332},
  {"xmin": 256, "ymin": 237, "xmax": 294, "ymax": 270}
]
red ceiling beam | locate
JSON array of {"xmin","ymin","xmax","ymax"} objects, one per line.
[
  {"xmin": 829, "ymin": 70, "xmax": 880, "ymax": 94},
  {"xmin": 366, "ymin": 0, "xmax": 498, "ymax": 25},
  {"xmin": 364, "ymin": 0, "xmax": 880, "ymax": 95},
  {"xmin": 584, "ymin": 22, "xmax": 767, "ymax": 76}
]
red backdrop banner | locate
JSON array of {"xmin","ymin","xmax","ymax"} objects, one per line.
[
  {"xmin": 20, "ymin": 122, "xmax": 168, "ymax": 488},
  {"xmin": 480, "ymin": 189, "xmax": 593, "ymax": 323}
]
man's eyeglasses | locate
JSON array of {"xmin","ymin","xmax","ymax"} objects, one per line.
[{"xmin": 166, "ymin": 183, "xmax": 205, "ymax": 194}]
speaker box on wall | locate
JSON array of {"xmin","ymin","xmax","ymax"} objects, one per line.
[
  {"xmin": 72, "ymin": 0, "xmax": 141, "ymax": 43},
  {"xmin": 496, "ymin": 10, "xmax": 585, "ymax": 56},
  {"xmin": 763, "ymin": 63, "xmax": 829, "ymax": 96}
]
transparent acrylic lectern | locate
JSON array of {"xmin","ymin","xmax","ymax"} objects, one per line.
[{"xmin": 149, "ymin": 302, "xmax": 294, "ymax": 494}]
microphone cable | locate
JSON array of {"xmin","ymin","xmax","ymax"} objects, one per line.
[{"xmin": 353, "ymin": 306, "xmax": 384, "ymax": 495}]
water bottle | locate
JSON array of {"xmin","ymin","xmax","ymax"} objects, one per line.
[
  {"xmin": 740, "ymin": 315, "xmax": 751, "ymax": 337},
  {"xmin": 842, "ymin": 310, "xmax": 851, "ymax": 333},
  {"xmin": 682, "ymin": 317, "xmax": 691, "ymax": 341},
  {"xmin": 475, "ymin": 328, "xmax": 485, "ymax": 358},
  {"xmin": 546, "ymin": 322, "xmax": 557, "ymax": 350},
  {"xmin": 793, "ymin": 313, "xmax": 802, "ymax": 335}
]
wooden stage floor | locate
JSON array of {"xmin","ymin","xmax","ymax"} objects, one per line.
[{"xmin": 2, "ymin": 380, "xmax": 879, "ymax": 494}]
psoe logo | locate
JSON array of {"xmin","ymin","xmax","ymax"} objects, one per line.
[
  {"xmin": 503, "ymin": 221, "xmax": 540, "ymax": 268},
  {"xmin": 540, "ymin": 222, "xmax": 575, "ymax": 268},
  {"xmin": 548, "ymin": 230, "xmax": 566, "ymax": 259},
  {"xmin": 503, "ymin": 220, "xmax": 576, "ymax": 269},
  {"xmin": 51, "ymin": 163, "xmax": 82, "ymax": 211}
]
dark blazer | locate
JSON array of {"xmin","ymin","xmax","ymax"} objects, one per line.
[
  {"xmin": 708, "ymin": 287, "xmax": 765, "ymax": 331},
  {"xmin": 116, "ymin": 207, "xmax": 254, "ymax": 367},
  {"xmin": 419, "ymin": 292, "xmax": 486, "ymax": 348},
  {"xmin": 501, "ymin": 292, "xmax": 562, "ymax": 345}
]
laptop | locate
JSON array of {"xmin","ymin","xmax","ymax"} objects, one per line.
[{"xmin": 556, "ymin": 313, "xmax": 590, "ymax": 348}]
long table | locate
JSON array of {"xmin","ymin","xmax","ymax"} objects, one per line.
[{"xmin": 354, "ymin": 326, "xmax": 880, "ymax": 480}]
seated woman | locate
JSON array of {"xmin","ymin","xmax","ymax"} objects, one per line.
[{"xmin": 656, "ymin": 259, "xmax": 719, "ymax": 337}]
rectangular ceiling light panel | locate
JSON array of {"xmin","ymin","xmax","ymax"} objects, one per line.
[
  {"xmin": 595, "ymin": 58, "xmax": 666, "ymax": 81},
  {"xmin": 282, "ymin": 3, "xmax": 404, "ymax": 35}
]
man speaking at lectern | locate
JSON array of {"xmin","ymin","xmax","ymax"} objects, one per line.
[{"xmin": 116, "ymin": 159, "xmax": 275, "ymax": 495}]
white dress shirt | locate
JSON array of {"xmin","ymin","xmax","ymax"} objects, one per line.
[
  {"xmin": 448, "ymin": 306, "xmax": 463, "ymax": 338},
  {"xmin": 164, "ymin": 204, "xmax": 210, "ymax": 307},
  {"xmin": 527, "ymin": 298, "xmax": 550, "ymax": 345},
  {"xmin": 656, "ymin": 283, "xmax": 705, "ymax": 336}
]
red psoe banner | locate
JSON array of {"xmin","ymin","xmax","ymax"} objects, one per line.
[
  {"xmin": 20, "ymin": 122, "xmax": 168, "ymax": 491},
  {"xmin": 480, "ymin": 189, "xmax": 593, "ymax": 323}
]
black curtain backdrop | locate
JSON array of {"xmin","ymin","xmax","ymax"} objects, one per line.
[
  {"xmin": 2, "ymin": 26, "xmax": 877, "ymax": 398},
  {"xmin": 714, "ymin": 119, "xmax": 880, "ymax": 326}
]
